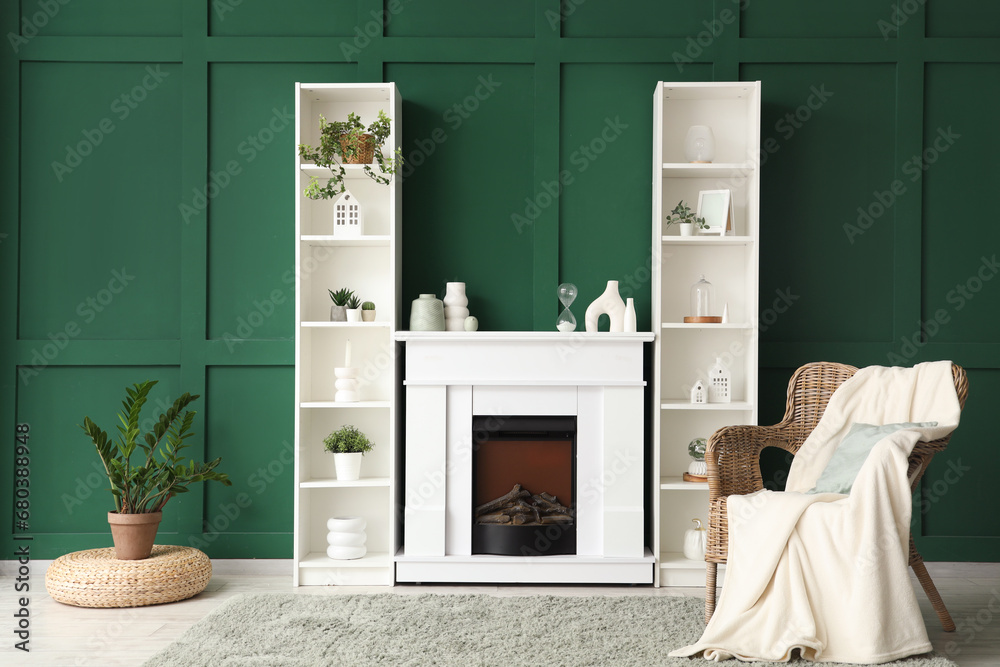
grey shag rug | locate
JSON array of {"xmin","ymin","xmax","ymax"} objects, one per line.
[{"xmin": 143, "ymin": 593, "xmax": 958, "ymax": 667}]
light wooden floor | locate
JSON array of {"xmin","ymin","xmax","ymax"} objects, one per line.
[{"xmin": 1, "ymin": 561, "xmax": 998, "ymax": 666}]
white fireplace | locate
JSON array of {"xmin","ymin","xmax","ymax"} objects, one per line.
[{"xmin": 394, "ymin": 331, "xmax": 654, "ymax": 584}]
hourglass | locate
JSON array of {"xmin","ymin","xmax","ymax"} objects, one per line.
[{"xmin": 556, "ymin": 283, "xmax": 578, "ymax": 332}]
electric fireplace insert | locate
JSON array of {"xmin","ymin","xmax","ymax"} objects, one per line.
[{"xmin": 471, "ymin": 415, "xmax": 576, "ymax": 556}]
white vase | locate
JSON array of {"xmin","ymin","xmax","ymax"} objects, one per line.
[
  {"xmin": 584, "ymin": 280, "xmax": 626, "ymax": 332},
  {"xmin": 679, "ymin": 222, "xmax": 694, "ymax": 237},
  {"xmin": 346, "ymin": 308, "xmax": 362, "ymax": 322},
  {"xmin": 688, "ymin": 460, "xmax": 707, "ymax": 476},
  {"xmin": 334, "ymin": 367, "xmax": 359, "ymax": 403},
  {"xmin": 444, "ymin": 282, "xmax": 469, "ymax": 331},
  {"xmin": 326, "ymin": 516, "xmax": 366, "ymax": 560},
  {"xmin": 333, "ymin": 452, "xmax": 363, "ymax": 481},
  {"xmin": 623, "ymin": 298, "xmax": 637, "ymax": 333},
  {"xmin": 684, "ymin": 125, "xmax": 715, "ymax": 163}
]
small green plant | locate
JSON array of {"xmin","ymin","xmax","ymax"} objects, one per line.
[
  {"xmin": 298, "ymin": 110, "xmax": 403, "ymax": 199},
  {"xmin": 328, "ymin": 288, "xmax": 354, "ymax": 307},
  {"xmin": 361, "ymin": 301, "xmax": 375, "ymax": 311},
  {"xmin": 79, "ymin": 380, "xmax": 231, "ymax": 514},
  {"xmin": 346, "ymin": 295, "xmax": 362, "ymax": 310},
  {"xmin": 665, "ymin": 200, "xmax": 707, "ymax": 229},
  {"xmin": 323, "ymin": 424, "xmax": 374, "ymax": 455}
]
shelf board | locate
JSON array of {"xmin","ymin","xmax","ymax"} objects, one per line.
[
  {"xmin": 661, "ymin": 162, "xmax": 754, "ymax": 177},
  {"xmin": 660, "ymin": 322, "xmax": 752, "ymax": 330},
  {"xmin": 301, "ymin": 321, "xmax": 391, "ymax": 328},
  {"xmin": 660, "ymin": 400, "xmax": 754, "ymax": 411},
  {"xmin": 299, "ymin": 476, "xmax": 390, "ymax": 488},
  {"xmin": 659, "ymin": 552, "xmax": 721, "ymax": 570},
  {"xmin": 300, "ymin": 401, "xmax": 390, "ymax": 409},
  {"xmin": 301, "ymin": 235, "xmax": 390, "ymax": 247},
  {"xmin": 299, "ymin": 551, "xmax": 391, "ymax": 568},
  {"xmin": 300, "ymin": 163, "xmax": 391, "ymax": 179},
  {"xmin": 660, "ymin": 476, "xmax": 708, "ymax": 490},
  {"xmin": 661, "ymin": 235, "xmax": 753, "ymax": 246}
]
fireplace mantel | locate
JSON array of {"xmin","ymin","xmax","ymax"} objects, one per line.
[{"xmin": 394, "ymin": 331, "xmax": 654, "ymax": 584}]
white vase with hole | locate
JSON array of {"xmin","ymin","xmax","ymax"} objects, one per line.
[
  {"xmin": 333, "ymin": 452, "xmax": 363, "ymax": 481},
  {"xmin": 584, "ymin": 280, "xmax": 626, "ymax": 332},
  {"xmin": 326, "ymin": 516, "xmax": 366, "ymax": 560}
]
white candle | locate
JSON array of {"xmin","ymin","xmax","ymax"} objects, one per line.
[{"xmin": 345, "ymin": 339, "xmax": 352, "ymax": 367}]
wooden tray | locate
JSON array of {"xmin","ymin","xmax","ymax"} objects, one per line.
[
  {"xmin": 683, "ymin": 316, "xmax": 722, "ymax": 324},
  {"xmin": 683, "ymin": 472, "xmax": 708, "ymax": 483}
]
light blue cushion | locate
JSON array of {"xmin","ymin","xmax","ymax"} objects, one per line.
[{"xmin": 807, "ymin": 421, "xmax": 938, "ymax": 495}]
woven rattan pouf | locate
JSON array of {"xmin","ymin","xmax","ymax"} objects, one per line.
[{"xmin": 45, "ymin": 545, "xmax": 212, "ymax": 608}]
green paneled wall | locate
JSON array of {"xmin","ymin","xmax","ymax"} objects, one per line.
[{"xmin": 2, "ymin": 1, "xmax": 998, "ymax": 562}]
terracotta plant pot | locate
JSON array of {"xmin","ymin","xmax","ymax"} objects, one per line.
[{"xmin": 107, "ymin": 511, "xmax": 162, "ymax": 560}]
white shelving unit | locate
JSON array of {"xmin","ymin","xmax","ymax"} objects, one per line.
[
  {"xmin": 651, "ymin": 81, "xmax": 761, "ymax": 587},
  {"xmin": 293, "ymin": 82, "xmax": 401, "ymax": 586}
]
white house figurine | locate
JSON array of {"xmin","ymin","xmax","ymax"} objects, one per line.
[
  {"xmin": 708, "ymin": 357, "xmax": 731, "ymax": 403},
  {"xmin": 690, "ymin": 380, "xmax": 706, "ymax": 404},
  {"xmin": 333, "ymin": 189, "xmax": 363, "ymax": 237}
]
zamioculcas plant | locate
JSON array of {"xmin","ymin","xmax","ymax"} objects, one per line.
[{"xmin": 80, "ymin": 380, "xmax": 231, "ymax": 515}]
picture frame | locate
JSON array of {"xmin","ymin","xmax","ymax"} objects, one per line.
[{"xmin": 696, "ymin": 189, "xmax": 734, "ymax": 236}]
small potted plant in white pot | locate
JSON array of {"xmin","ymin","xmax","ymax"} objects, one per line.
[
  {"xmin": 345, "ymin": 295, "xmax": 363, "ymax": 322},
  {"xmin": 361, "ymin": 301, "xmax": 376, "ymax": 322},
  {"xmin": 324, "ymin": 424, "xmax": 374, "ymax": 481},
  {"xmin": 79, "ymin": 380, "xmax": 231, "ymax": 559},
  {"xmin": 665, "ymin": 200, "xmax": 707, "ymax": 237},
  {"xmin": 329, "ymin": 287, "xmax": 354, "ymax": 322}
]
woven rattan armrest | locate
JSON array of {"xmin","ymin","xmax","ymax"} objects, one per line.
[{"xmin": 706, "ymin": 423, "xmax": 798, "ymax": 501}]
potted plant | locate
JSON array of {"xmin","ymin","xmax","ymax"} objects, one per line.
[
  {"xmin": 329, "ymin": 287, "xmax": 354, "ymax": 322},
  {"xmin": 361, "ymin": 301, "xmax": 376, "ymax": 322},
  {"xmin": 323, "ymin": 424, "xmax": 374, "ymax": 481},
  {"xmin": 298, "ymin": 111, "xmax": 403, "ymax": 200},
  {"xmin": 79, "ymin": 380, "xmax": 231, "ymax": 560},
  {"xmin": 665, "ymin": 200, "xmax": 707, "ymax": 237},
  {"xmin": 345, "ymin": 295, "xmax": 363, "ymax": 323}
]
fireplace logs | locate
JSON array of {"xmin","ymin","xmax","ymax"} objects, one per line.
[{"xmin": 474, "ymin": 484, "xmax": 573, "ymax": 527}]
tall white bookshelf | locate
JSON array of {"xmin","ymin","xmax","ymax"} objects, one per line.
[
  {"xmin": 651, "ymin": 81, "xmax": 761, "ymax": 586},
  {"xmin": 293, "ymin": 82, "xmax": 402, "ymax": 586}
]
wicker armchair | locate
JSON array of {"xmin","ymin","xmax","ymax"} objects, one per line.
[{"xmin": 705, "ymin": 361, "xmax": 968, "ymax": 630}]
